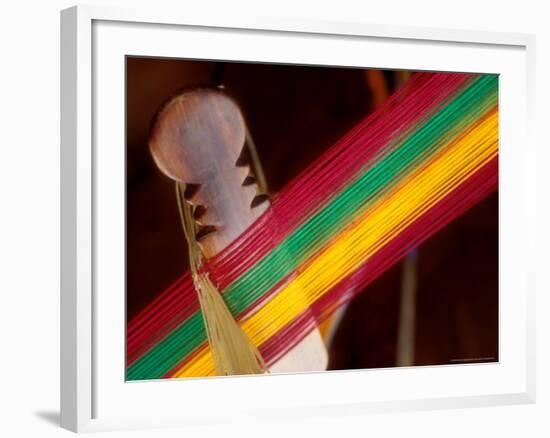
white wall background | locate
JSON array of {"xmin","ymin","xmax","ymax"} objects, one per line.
[{"xmin": 0, "ymin": 0, "xmax": 547, "ymax": 436}]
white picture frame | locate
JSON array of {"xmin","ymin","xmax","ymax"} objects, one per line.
[{"xmin": 60, "ymin": 4, "xmax": 536, "ymax": 433}]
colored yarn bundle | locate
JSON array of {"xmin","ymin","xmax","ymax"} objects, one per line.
[{"xmin": 127, "ymin": 71, "xmax": 499, "ymax": 380}]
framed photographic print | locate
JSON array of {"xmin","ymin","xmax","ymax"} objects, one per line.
[{"xmin": 61, "ymin": 4, "xmax": 536, "ymax": 432}]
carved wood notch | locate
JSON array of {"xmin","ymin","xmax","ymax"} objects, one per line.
[{"xmin": 149, "ymin": 88, "xmax": 269, "ymax": 258}]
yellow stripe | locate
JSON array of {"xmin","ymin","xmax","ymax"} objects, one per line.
[{"xmin": 173, "ymin": 109, "xmax": 499, "ymax": 378}]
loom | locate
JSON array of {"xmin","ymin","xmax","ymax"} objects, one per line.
[{"xmin": 126, "ymin": 71, "xmax": 499, "ymax": 380}]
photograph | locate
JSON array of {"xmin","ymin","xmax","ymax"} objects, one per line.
[{"xmin": 125, "ymin": 58, "xmax": 499, "ymax": 380}]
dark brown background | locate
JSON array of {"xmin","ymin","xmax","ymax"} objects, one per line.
[{"xmin": 126, "ymin": 57, "xmax": 498, "ymax": 369}]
